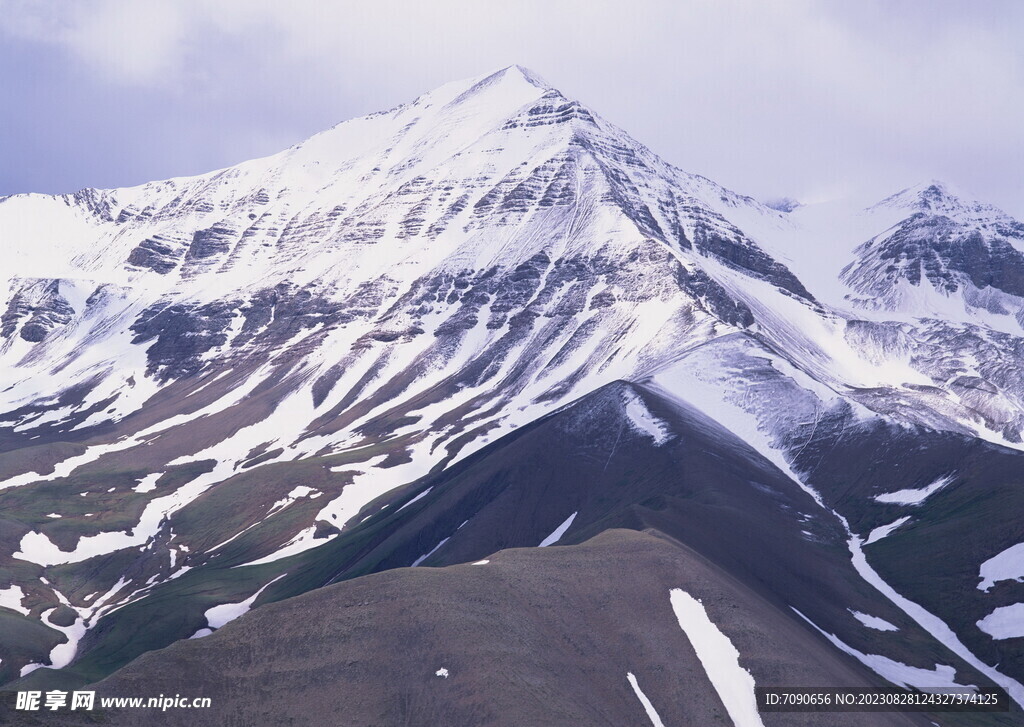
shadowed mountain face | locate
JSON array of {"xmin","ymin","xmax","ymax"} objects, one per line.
[{"xmin": 2, "ymin": 67, "xmax": 1024, "ymax": 724}]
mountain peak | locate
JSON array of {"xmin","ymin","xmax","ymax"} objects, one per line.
[
  {"xmin": 869, "ymin": 178, "xmax": 1000, "ymax": 220},
  {"xmin": 497, "ymin": 64, "xmax": 552, "ymax": 88},
  {"xmin": 407, "ymin": 64, "xmax": 554, "ymax": 114},
  {"xmin": 915, "ymin": 178, "xmax": 963, "ymax": 204}
]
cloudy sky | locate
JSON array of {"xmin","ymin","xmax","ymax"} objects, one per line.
[{"xmin": 1, "ymin": 0, "xmax": 1022, "ymax": 215}]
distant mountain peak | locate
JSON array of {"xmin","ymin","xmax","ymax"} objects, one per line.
[
  {"xmin": 763, "ymin": 196, "xmax": 802, "ymax": 213},
  {"xmin": 870, "ymin": 179, "xmax": 996, "ymax": 219},
  {"xmin": 843, "ymin": 178, "xmax": 1024, "ymax": 321}
]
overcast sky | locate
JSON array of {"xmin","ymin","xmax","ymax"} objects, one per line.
[{"xmin": 1, "ymin": 0, "xmax": 1021, "ymax": 215}]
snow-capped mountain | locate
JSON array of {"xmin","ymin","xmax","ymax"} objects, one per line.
[
  {"xmin": 2, "ymin": 66, "xmax": 1024, "ymax": 724},
  {"xmin": 843, "ymin": 181, "xmax": 1024, "ymax": 327}
]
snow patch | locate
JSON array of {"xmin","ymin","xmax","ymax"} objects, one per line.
[
  {"xmin": 396, "ymin": 487, "xmax": 433, "ymax": 513},
  {"xmin": 669, "ymin": 588, "xmax": 765, "ymax": 727},
  {"xmin": 0, "ymin": 585, "xmax": 29, "ymax": 615},
  {"xmin": 977, "ymin": 604, "xmax": 1024, "ymax": 640},
  {"xmin": 538, "ymin": 512, "xmax": 577, "ymax": 547},
  {"xmin": 205, "ymin": 574, "xmax": 286, "ymax": 630},
  {"xmin": 233, "ymin": 526, "xmax": 325, "ymax": 567},
  {"xmin": 623, "ymin": 392, "xmax": 671, "ymax": 445},
  {"xmin": 795, "ymin": 608, "xmax": 974, "ymax": 692},
  {"xmin": 626, "ymin": 672, "xmax": 666, "ymax": 727},
  {"xmin": 875, "ymin": 474, "xmax": 955, "ymax": 505},
  {"xmin": 266, "ymin": 485, "xmax": 318, "ymax": 516},
  {"xmin": 865, "ymin": 516, "xmax": 911, "ymax": 545},
  {"xmin": 412, "ymin": 537, "xmax": 450, "ymax": 567},
  {"xmin": 45, "ymin": 610, "xmax": 87, "ymax": 670},
  {"xmin": 978, "ymin": 542, "xmax": 1024, "ymax": 592},
  {"xmin": 13, "ymin": 468, "xmax": 210, "ymax": 566},
  {"xmin": 133, "ymin": 473, "xmax": 161, "ymax": 493},
  {"xmin": 849, "ymin": 609, "xmax": 899, "ymax": 632},
  {"xmin": 316, "ymin": 453, "xmax": 427, "ymax": 530},
  {"xmin": 847, "ymin": 532, "xmax": 1024, "ymax": 707}
]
